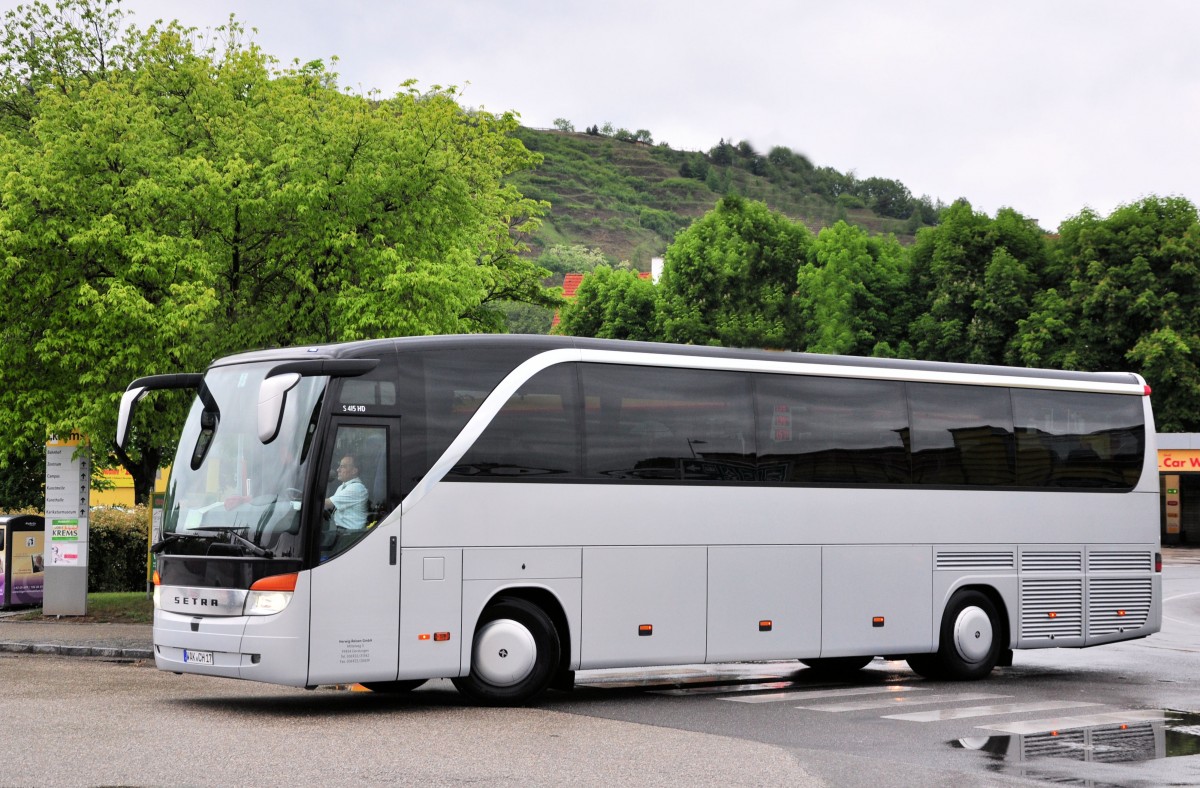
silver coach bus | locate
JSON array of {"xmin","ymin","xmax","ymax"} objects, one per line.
[{"xmin": 118, "ymin": 335, "xmax": 1161, "ymax": 704}]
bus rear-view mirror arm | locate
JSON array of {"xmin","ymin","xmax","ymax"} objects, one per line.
[
  {"xmin": 116, "ymin": 373, "xmax": 208, "ymax": 451},
  {"xmin": 258, "ymin": 359, "xmax": 380, "ymax": 444}
]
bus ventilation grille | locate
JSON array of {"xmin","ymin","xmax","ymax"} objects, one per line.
[
  {"xmin": 1019, "ymin": 550, "xmax": 1083, "ymax": 573},
  {"xmin": 935, "ymin": 551, "xmax": 1015, "ymax": 570},
  {"xmin": 1089, "ymin": 723, "xmax": 1158, "ymax": 763},
  {"xmin": 1087, "ymin": 578, "xmax": 1153, "ymax": 636},
  {"xmin": 1087, "ymin": 551, "xmax": 1153, "ymax": 573},
  {"xmin": 1021, "ymin": 728, "xmax": 1086, "ymax": 759},
  {"xmin": 1020, "ymin": 579, "xmax": 1083, "ymax": 639}
]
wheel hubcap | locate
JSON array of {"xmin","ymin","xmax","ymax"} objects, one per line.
[
  {"xmin": 953, "ymin": 605, "xmax": 994, "ymax": 663},
  {"xmin": 473, "ymin": 618, "xmax": 537, "ymax": 687}
]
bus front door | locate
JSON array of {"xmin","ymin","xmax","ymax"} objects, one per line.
[{"xmin": 306, "ymin": 419, "xmax": 402, "ymax": 686}]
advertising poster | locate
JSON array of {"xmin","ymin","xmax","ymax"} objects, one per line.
[{"xmin": 11, "ymin": 531, "xmax": 45, "ymax": 604}]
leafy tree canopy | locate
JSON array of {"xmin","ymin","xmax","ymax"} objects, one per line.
[
  {"xmin": 555, "ymin": 264, "xmax": 657, "ymax": 342},
  {"xmin": 1016, "ymin": 196, "xmax": 1200, "ymax": 430},
  {"xmin": 0, "ymin": 0, "xmax": 550, "ymax": 503},
  {"xmin": 796, "ymin": 221, "xmax": 909, "ymax": 357},
  {"xmin": 657, "ymin": 194, "xmax": 811, "ymax": 348},
  {"xmin": 907, "ymin": 200, "xmax": 1049, "ymax": 365}
]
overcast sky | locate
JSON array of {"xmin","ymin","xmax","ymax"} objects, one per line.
[{"xmin": 10, "ymin": 0, "xmax": 1200, "ymax": 230}]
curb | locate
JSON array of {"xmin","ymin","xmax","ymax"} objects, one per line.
[{"xmin": 0, "ymin": 641, "xmax": 152, "ymax": 660}]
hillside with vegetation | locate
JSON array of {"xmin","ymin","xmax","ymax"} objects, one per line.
[{"xmin": 510, "ymin": 126, "xmax": 941, "ymax": 270}]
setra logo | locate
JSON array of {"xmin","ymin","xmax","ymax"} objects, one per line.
[{"xmin": 174, "ymin": 595, "xmax": 220, "ymax": 608}]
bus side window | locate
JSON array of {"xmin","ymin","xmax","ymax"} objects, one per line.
[
  {"xmin": 1013, "ymin": 390, "xmax": 1144, "ymax": 489},
  {"xmin": 754, "ymin": 374, "xmax": 909, "ymax": 485},
  {"xmin": 582, "ymin": 364, "xmax": 755, "ymax": 482},
  {"xmin": 909, "ymin": 383, "xmax": 1015, "ymax": 487},
  {"xmin": 450, "ymin": 364, "xmax": 581, "ymax": 479}
]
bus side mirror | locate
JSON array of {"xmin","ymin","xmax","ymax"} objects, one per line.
[
  {"xmin": 116, "ymin": 387, "xmax": 149, "ymax": 451},
  {"xmin": 258, "ymin": 373, "xmax": 302, "ymax": 444}
]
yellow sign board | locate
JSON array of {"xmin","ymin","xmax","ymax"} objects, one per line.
[{"xmin": 1158, "ymin": 450, "xmax": 1200, "ymax": 472}]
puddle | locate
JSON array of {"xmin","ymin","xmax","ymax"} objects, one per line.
[{"xmin": 951, "ymin": 710, "xmax": 1200, "ymax": 767}]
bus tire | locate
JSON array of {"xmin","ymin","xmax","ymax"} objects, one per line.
[
  {"xmin": 361, "ymin": 679, "xmax": 426, "ymax": 694},
  {"xmin": 453, "ymin": 597, "xmax": 560, "ymax": 706},
  {"xmin": 909, "ymin": 590, "xmax": 1001, "ymax": 681},
  {"xmin": 799, "ymin": 656, "xmax": 874, "ymax": 674}
]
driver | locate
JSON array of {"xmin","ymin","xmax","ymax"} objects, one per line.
[{"xmin": 324, "ymin": 455, "xmax": 368, "ymax": 529}]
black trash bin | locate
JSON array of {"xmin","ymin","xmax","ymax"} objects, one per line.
[{"xmin": 0, "ymin": 515, "xmax": 45, "ymax": 609}]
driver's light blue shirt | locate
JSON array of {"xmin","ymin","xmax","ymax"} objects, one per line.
[{"xmin": 328, "ymin": 477, "xmax": 368, "ymax": 529}]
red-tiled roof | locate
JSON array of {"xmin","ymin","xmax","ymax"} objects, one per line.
[
  {"xmin": 562, "ymin": 273, "xmax": 585, "ymax": 298},
  {"xmin": 551, "ymin": 273, "xmax": 586, "ymax": 328},
  {"xmin": 551, "ymin": 271, "xmax": 650, "ymax": 328}
]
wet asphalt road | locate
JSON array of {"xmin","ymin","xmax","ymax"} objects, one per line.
[{"xmin": 1, "ymin": 558, "xmax": 1198, "ymax": 787}]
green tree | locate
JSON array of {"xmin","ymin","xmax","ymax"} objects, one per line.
[
  {"xmin": 907, "ymin": 201, "xmax": 1048, "ymax": 365},
  {"xmin": 555, "ymin": 265, "xmax": 658, "ymax": 341},
  {"xmin": 534, "ymin": 243, "xmax": 611, "ymax": 276},
  {"xmin": 0, "ymin": 2, "xmax": 551, "ymax": 502},
  {"xmin": 1016, "ymin": 196, "xmax": 1200, "ymax": 430},
  {"xmin": 856, "ymin": 176, "xmax": 913, "ymax": 220},
  {"xmin": 500, "ymin": 301, "xmax": 556, "ymax": 335},
  {"xmin": 657, "ymin": 195, "xmax": 811, "ymax": 348},
  {"xmin": 795, "ymin": 221, "xmax": 909, "ymax": 356}
]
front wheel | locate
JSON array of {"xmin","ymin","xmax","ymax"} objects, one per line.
[
  {"xmin": 453, "ymin": 597, "xmax": 560, "ymax": 706},
  {"xmin": 908, "ymin": 590, "xmax": 1002, "ymax": 681}
]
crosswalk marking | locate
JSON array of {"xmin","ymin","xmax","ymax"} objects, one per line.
[
  {"xmin": 722, "ymin": 685, "xmax": 926, "ymax": 704},
  {"xmin": 577, "ymin": 665, "xmax": 789, "ymax": 689},
  {"xmin": 979, "ymin": 709, "xmax": 1166, "ymax": 734},
  {"xmin": 884, "ymin": 700, "xmax": 1103, "ymax": 722},
  {"xmin": 796, "ymin": 692, "xmax": 1009, "ymax": 713},
  {"xmin": 651, "ymin": 681, "xmax": 796, "ymax": 697}
]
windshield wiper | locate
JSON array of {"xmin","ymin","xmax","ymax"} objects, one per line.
[
  {"xmin": 150, "ymin": 533, "xmax": 202, "ymax": 554},
  {"xmin": 193, "ymin": 526, "xmax": 275, "ymax": 559}
]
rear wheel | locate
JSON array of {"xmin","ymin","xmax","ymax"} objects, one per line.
[
  {"xmin": 453, "ymin": 597, "xmax": 560, "ymax": 705},
  {"xmin": 907, "ymin": 590, "xmax": 1002, "ymax": 680},
  {"xmin": 799, "ymin": 656, "xmax": 874, "ymax": 674}
]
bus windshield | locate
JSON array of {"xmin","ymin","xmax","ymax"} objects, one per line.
[{"xmin": 162, "ymin": 364, "xmax": 327, "ymax": 559}]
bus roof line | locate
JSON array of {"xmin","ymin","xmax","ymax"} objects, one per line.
[{"xmin": 574, "ymin": 349, "xmax": 1147, "ymax": 396}]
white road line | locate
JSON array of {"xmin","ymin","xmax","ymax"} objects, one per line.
[
  {"xmin": 651, "ymin": 681, "xmax": 796, "ymax": 697},
  {"xmin": 796, "ymin": 692, "xmax": 1008, "ymax": 713},
  {"xmin": 978, "ymin": 709, "xmax": 1166, "ymax": 734},
  {"xmin": 723, "ymin": 685, "xmax": 926, "ymax": 704},
  {"xmin": 883, "ymin": 700, "xmax": 1102, "ymax": 722}
]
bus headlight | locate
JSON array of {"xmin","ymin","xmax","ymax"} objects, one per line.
[
  {"xmin": 244, "ymin": 589, "xmax": 293, "ymax": 616},
  {"xmin": 243, "ymin": 573, "xmax": 298, "ymax": 616}
]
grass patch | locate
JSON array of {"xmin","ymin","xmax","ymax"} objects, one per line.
[{"xmin": 11, "ymin": 591, "xmax": 153, "ymax": 624}]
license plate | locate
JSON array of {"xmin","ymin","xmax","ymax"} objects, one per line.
[{"xmin": 183, "ymin": 649, "xmax": 214, "ymax": 665}]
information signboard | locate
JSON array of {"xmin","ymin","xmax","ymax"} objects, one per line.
[{"xmin": 44, "ymin": 433, "xmax": 89, "ymax": 615}]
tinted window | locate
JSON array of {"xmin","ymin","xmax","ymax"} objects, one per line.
[
  {"xmin": 755, "ymin": 375, "xmax": 909, "ymax": 484},
  {"xmin": 582, "ymin": 364, "xmax": 755, "ymax": 481},
  {"xmin": 1013, "ymin": 390, "xmax": 1144, "ymax": 489},
  {"xmin": 339, "ymin": 379, "xmax": 396, "ymax": 407},
  {"xmin": 393, "ymin": 347, "xmax": 540, "ymax": 496},
  {"xmin": 910, "ymin": 383, "xmax": 1015, "ymax": 486},
  {"xmin": 451, "ymin": 364, "xmax": 580, "ymax": 479}
]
